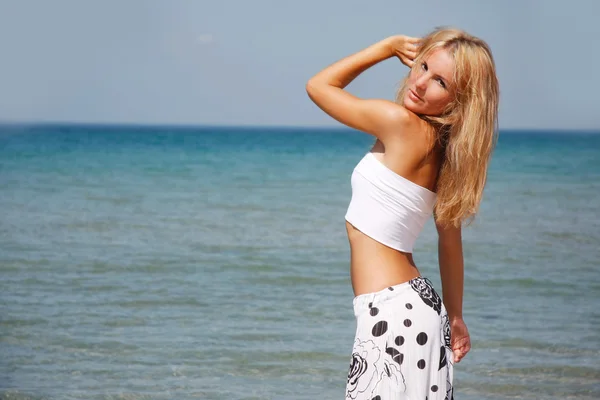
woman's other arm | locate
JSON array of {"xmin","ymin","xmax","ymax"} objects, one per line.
[{"xmin": 436, "ymin": 219, "xmax": 471, "ymax": 363}]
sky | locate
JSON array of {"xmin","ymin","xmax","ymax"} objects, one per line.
[{"xmin": 0, "ymin": 0, "xmax": 599, "ymax": 130}]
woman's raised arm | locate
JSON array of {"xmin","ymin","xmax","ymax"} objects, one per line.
[{"xmin": 305, "ymin": 36, "xmax": 420, "ymax": 144}]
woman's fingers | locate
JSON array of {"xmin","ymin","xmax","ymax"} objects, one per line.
[
  {"xmin": 453, "ymin": 349, "xmax": 464, "ymax": 363},
  {"xmin": 398, "ymin": 47, "xmax": 417, "ymax": 58},
  {"xmin": 406, "ymin": 38, "xmax": 422, "ymax": 52},
  {"xmin": 453, "ymin": 346, "xmax": 467, "ymax": 363},
  {"xmin": 452, "ymin": 337, "xmax": 471, "ymax": 363},
  {"xmin": 398, "ymin": 54, "xmax": 415, "ymax": 68},
  {"xmin": 407, "ymin": 43, "xmax": 420, "ymax": 52},
  {"xmin": 390, "ymin": 35, "xmax": 421, "ymax": 67}
]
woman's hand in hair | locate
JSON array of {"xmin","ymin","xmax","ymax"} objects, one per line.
[{"xmin": 384, "ymin": 35, "xmax": 421, "ymax": 68}]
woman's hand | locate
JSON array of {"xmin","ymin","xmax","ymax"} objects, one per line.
[
  {"xmin": 384, "ymin": 35, "xmax": 420, "ymax": 68},
  {"xmin": 450, "ymin": 317, "xmax": 471, "ymax": 363}
]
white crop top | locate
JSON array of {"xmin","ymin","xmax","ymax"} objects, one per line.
[{"xmin": 344, "ymin": 152, "xmax": 437, "ymax": 253}]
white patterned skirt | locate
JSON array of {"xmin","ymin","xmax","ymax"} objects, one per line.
[{"xmin": 346, "ymin": 277, "xmax": 454, "ymax": 400}]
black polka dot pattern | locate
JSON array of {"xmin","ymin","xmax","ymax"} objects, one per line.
[
  {"xmin": 372, "ymin": 396, "xmax": 381, "ymax": 400},
  {"xmin": 388, "ymin": 286, "xmax": 394, "ymax": 291},
  {"xmin": 405, "ymin": 303, "xmax": 413, "ymax": 309},
  {"xmin": 403, "ymin": 319, "xmax": 412, "ymax": 327},
  {"xmin": 370, "ymin": 307, "xmax": 379, "ymax": 316},
  {"xmin": 416, "ymin": 332, "xmax": 428, "ymax": 345},
  {"xmin": 395, "ymin": 335, "xmax": 404, "ymax": 346},
  {"xmin": 417, "ymin": 359, "xmax": 426, "ymax": 369},
  {"xmin": 372, "ymin": 321, "xmax": 388, "ymax": 337},
  {"xmin": 431, "ymin": 385, "xmax": 438, "ymax": 392}
]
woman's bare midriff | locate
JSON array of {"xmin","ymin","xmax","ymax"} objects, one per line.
[{"xmin": 346, "ymin": 221, "xmax": 422, "ymax": 296}]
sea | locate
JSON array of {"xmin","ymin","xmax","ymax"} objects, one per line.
[{"xmin": 1, "ymin": 124, "xmax": 599, "ymax": 400}]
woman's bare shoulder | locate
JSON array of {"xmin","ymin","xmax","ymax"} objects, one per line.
[{"xmin": 384, "ymin": 106, "xmax": 437, "ymax": 153}]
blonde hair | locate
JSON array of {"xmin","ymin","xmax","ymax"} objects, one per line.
[{"xmin": 395, "ymin": 27, "xmax": 500, "ymax": 228}]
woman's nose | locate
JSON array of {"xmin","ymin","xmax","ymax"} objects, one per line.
[{"xmin": 415, "ymin": 75, "xmax": 428, "ymax": 91}]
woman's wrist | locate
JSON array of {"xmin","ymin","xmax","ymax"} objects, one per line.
[
  {"xmin": 366, "ymin": 38, "xmax": 395, "ymax": 62},
  {"xmin": 378, "ymin": 37, "xmax": 397, "ymax": 59},
  {"xmin": 449, "ymin": 315, "xmax": 464, "ymax": 322}
]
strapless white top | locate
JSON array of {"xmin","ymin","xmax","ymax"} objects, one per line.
[{"xmin": 344, "ymin": 152, "xmax": 437, "ymax": 253}]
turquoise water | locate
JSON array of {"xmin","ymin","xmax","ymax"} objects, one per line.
[{"xmin": 1, "ymin": 124, "xmax": 599, "ymax": 399}]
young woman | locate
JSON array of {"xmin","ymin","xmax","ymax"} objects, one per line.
[{"xmin": 306, "ymin": 27, "xmax": 499, "ymax": 399}]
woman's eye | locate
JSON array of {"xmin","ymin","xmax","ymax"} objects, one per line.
[
  {"xmin": 437, "ymin": 78, "xmax": 446, "ymax": 88},
  {"xmin": 421, "ymin": 62, "xmax": 427, "ymax": 71}
]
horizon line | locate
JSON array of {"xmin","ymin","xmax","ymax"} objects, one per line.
[{"xmin": 0, "ymin": 119, "xmax": 599, "ymax": 134}]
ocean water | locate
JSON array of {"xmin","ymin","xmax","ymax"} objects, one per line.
[{"xmin": 1, "ymin": 124, "xmax": 599, "ymax": 400}]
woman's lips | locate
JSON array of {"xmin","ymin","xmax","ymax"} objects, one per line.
[{"xmin": 408, "ymin": 89, "xmax": 422, "ymax": 102}]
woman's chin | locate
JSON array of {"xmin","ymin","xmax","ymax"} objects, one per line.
[
  {"xmin": 403, "ymin": 100, "xmax": 422, "ymax": 115},
  {"xmin": 403, "ymin": 99, "xmax": 437, "ymax": 116}
]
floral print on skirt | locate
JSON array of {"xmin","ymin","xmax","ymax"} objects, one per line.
[{"xmin": 346, "ymin": 277, "xmax": 454, "ymax": 400}]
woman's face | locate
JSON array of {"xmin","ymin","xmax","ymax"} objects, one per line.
[{"xmin": 403, "ymin": 48, "xmax": 455, "ymax": 116}]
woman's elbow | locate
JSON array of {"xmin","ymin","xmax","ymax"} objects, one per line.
[
  {"xmin": 305, "ymin": 78, "xmax": 327, "ymax": 104},
  {"xmin": 305, "ymin": 78, "xmax": 322, "ymax": 97},
  {"xmin": 305, "ymin": 79, "xmax": 315, "ymax": 97}
]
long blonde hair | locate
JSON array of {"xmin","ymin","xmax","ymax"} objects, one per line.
[{"xmin": 396, "ymin": 27, "xmax": 500, "ymax": 228}]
